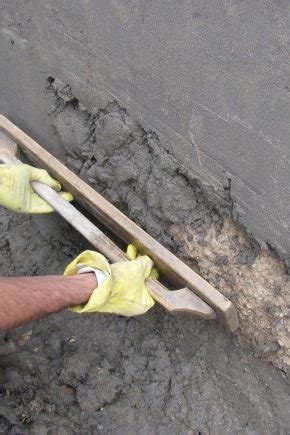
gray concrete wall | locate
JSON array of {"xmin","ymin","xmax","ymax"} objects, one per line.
[{"xmin": 1, "ymin": 0, "xmax": 290, "ymax": 258}]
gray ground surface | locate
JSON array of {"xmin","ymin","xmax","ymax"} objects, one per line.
[{"xmin": 0, "ymin": 208, "xmax": 290, "ymax": 434}]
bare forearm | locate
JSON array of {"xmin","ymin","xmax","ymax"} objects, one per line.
[{"xmin": 0, "ymin": 274, "xmax": 96, "ymax": 331}]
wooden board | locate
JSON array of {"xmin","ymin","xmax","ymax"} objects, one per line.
[
  {"xmin": 0, "ymin": 132, "xmax": 216, "ymax": 319},
  {"xmin": 0, "ymin": 115, "xmax": 239, "ymax": 332}
]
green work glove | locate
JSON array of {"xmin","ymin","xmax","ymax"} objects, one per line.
[
  {"xmin": 64, "ymin": 247, "xmax": 156, "ymax": 316},
  {"xmin": 0, "ymin": 164, "xmax": 73, "ymax": 213}
]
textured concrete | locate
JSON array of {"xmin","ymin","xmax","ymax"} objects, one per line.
[
  {"xmin": 1, "ymin": 208, "xmax": 290, "ymax": 433},
  {"xmin": 0, "ymin": 0, "xmax": 290, "ymax": 258}
]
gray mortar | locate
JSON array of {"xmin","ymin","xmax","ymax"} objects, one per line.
[
  {"xmin": 1, "ymin": 1, "xmax": 290, "ymax": 261},
  {"xmin": 46, "ymin": 78, "xmax": 290, "ymax": 371},
  {"xmin": 0, "ymin": 3, "xmax": 289, "ymax": 431},
  {"xmin": 0, "ymin": 78, "xmax": 289, "ymax": 434},
  {"xmin": 0, "ymin": 208, "xmax": 290, "ymax": 434},
  {"xmin": 48, "ymin": 77, "xmax": 259, "ymax": 263}
]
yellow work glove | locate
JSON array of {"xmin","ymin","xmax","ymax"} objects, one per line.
[
  {"xmin": 0, "ymin": 164, "xmax": 73, "ymax": 213},
  {"xmin": 126, "ymin": 244, "xmax": 159, "ymax": 280},
  {"xmin": 64, "ymin": 247, "xmax": 156, "ymax": 316}
]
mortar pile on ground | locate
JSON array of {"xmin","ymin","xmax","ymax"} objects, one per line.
[{"xmin": 0, "ymin": 208, "xmax": 289, "ymax": 433}]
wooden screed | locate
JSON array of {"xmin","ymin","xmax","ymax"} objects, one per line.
[{"xmin": 0, "ymin": 115, "xmax": 239, "ymax": 331}]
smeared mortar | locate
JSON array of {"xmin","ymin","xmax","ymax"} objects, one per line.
[{"xmin": 46, "ymin": 77, "xmax": 289, "ymax": 372}]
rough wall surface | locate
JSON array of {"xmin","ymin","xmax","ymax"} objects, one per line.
[
  {"xmin": 1, "ymin": 1, "xmax": 290, "ymax": 259},
  {"xmin": 45, "ymin": 79, "xmax": 289, "ymax": 372}
]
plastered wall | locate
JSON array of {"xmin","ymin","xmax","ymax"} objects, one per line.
[{"xmin": 1, "ymin": 0, "xmax": 289, "ymax": 259}]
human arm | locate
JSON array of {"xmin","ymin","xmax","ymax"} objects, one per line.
[{"xmin": 0, "ymin": 273, "xmax": 97, "ymax": 331}]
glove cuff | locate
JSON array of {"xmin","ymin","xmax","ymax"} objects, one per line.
[{"xmin": 76, "ymin": 265, "xmax": 109, "ymax": 286}]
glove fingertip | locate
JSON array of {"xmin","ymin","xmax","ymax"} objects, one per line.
[
  {"xmin": 60, "ymin": 191, "xmax": 74, "ymax": 202},
  {"xmin": 30, "ymin": 205, "xmax": 54, "ymax": 214},
  {"xmin": 149, "ymin": 267, "xmax": 159, "ymax": 280},
  {"xmin": 127, "ymin": 244, "xmax": 138, "ymax": 260},
  {"xmin": 52, "ymin": 180, "xmax": 62, "ymax": 192}
]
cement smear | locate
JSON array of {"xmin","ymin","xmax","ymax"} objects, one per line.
[
  {"xmin": 47, "ymin": 78, "xmax": 289, "ymax": 372},
  {"xmin": 0, "ymin": 77, "xmax": 289, "ymax": 433},
  {"xmin": 0, "ymin": 209, "xmax": 289, "ymax": 433},
  {"xmin": 47, "ymin": 77, "xmax": 232, "ymax": 250}
]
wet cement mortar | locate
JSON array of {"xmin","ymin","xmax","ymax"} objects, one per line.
[{"xmin": 0, "ymin": 78, "xmax": 289, "ymax": 433}]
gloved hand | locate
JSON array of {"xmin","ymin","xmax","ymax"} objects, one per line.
[
  {"xmin": 126, "ymin": 244, "xmax": 159, "ymax": 279},
  {"xmin": 64, "ymin": 246, "xmax": 156, "ymax": 316},
  {"xmin": 0, "ymin": 164, "xmax": 73, "ymax": 213}
]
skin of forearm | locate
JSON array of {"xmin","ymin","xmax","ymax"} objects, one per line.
[{"xmin": 0, "ymin": 273, "xmax": 97, "ymax": 331}]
